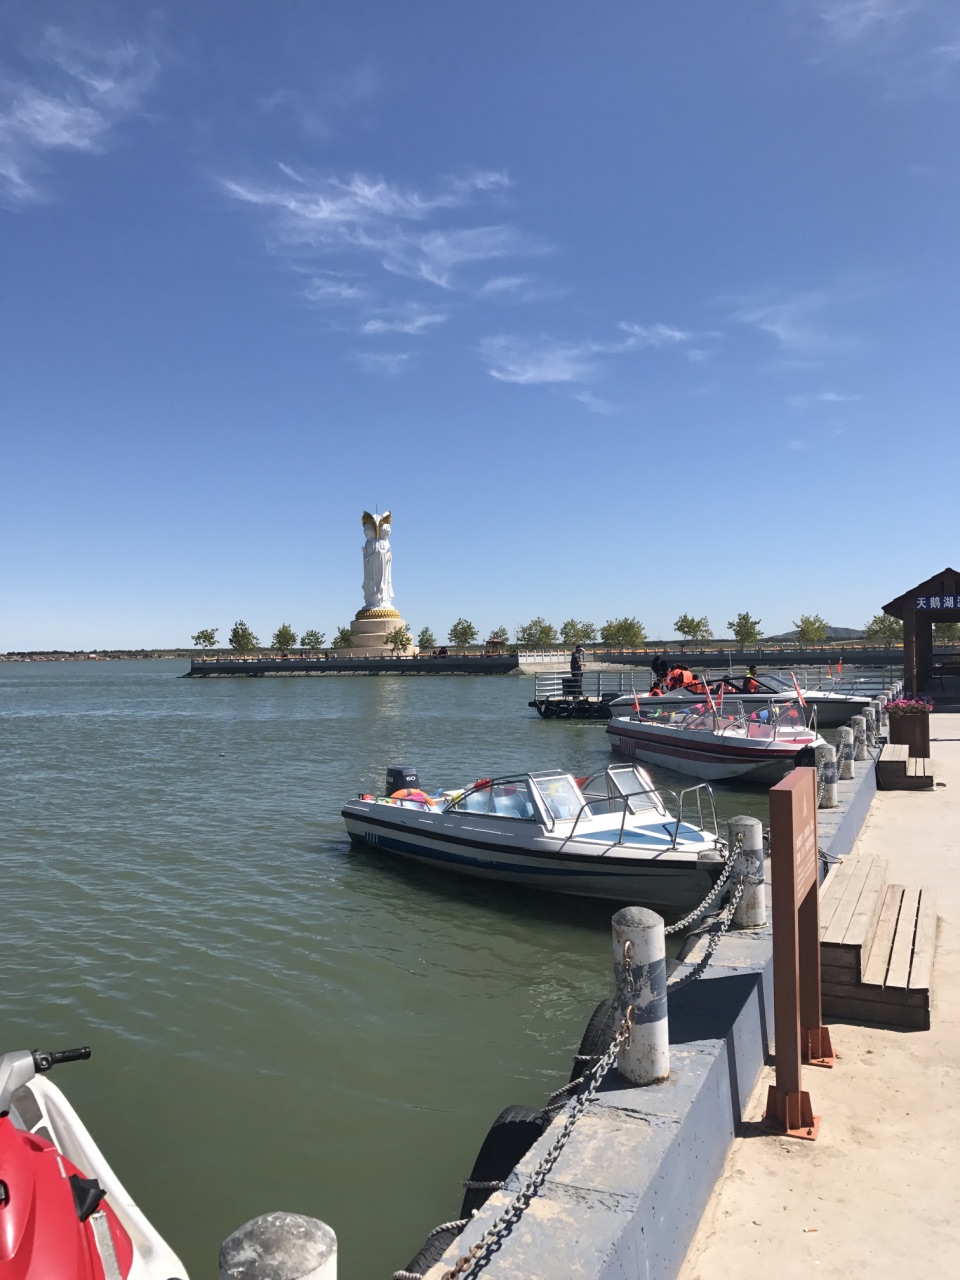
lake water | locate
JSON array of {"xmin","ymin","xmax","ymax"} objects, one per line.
[{"xmin": 1, "ymin": 660, "xmax": 769, "ymax": 1277}]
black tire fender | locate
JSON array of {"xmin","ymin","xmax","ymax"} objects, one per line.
[
  {"xmin": 399, "ymin": 1222, "xmax": 463, "ymax": 1276},
  {"xmin": 459, "ymin": 1104, "xmax": 549, "ymax": 1218},
  {"xmin": 568, "ymin": 997, "xmax": 618, "ymax": 1083}
]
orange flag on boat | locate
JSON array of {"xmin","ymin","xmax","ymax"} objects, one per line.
[
  {"xmin": 837, "ymin": 658, "xmax": 843, "ymax": 675},
  {"xmin": 827, "ymin": 661, "xmax": 833, "ymax": 678},
  {"xmin": 790, "ymin": 671, "xmax": 807, "ymax": 708},
  {"xmin": 633, "ymin": 690, "xmax": 641, "ymax": 714}
]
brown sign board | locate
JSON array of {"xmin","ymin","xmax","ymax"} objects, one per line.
[{"xmin": 764, "ymin": 766, "xmax": 834, "ymax": 1141}]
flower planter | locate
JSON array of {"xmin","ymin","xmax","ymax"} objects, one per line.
[{"xmin": 888, "ymin": 710, "xmax": 930, "ymax": 758}]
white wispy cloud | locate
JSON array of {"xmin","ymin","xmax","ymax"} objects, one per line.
[
  {"xmin": 618, "ymin": 321, "xmax": 694, "ymax": 347},
  {"xmin": 790, "ymin": 389, "xmax": 862, "ymax": 407},
  {"xmin": 222, "ymin": 166, "xmax": 531, "ymax": 328},
  {"xmin": 479, "ymin": 320, "xmax": 692, "ymax": 385},
  {"xmin": 731, "ymin": 289, "xmax": 846, "ymax": 356},
  {"xmin": 574, "ymin": 390, "xmax": 619, "ymax": 415},
  {"xmin": 0, "ymin": 27, "xmax": 157, "ymax": 204},
  {"xmin": 787, "ymin": 438, "xmax": 810, "ymax": 451},
  {"xmin": 303, "ymin": 274, "xmax": 367, "ymax": 304},
  {"xmin": 818, "ymin": 0, "xmax": 914, "ymax": 44},
  {"xmin": 353, "ymin": 351, "xmax": 411, "ymax": 375},
  {"xmin": 360, "ymin": 305, "xmax": 448, "ymax": 335},
  {"xmin": 480, "ymin": 335, "xmax": 598, "ymax": 384}
]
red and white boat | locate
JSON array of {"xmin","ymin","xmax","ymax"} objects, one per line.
[{"xmin": 606, "ymin": 698, "xmax": 826, "ymax": 782}]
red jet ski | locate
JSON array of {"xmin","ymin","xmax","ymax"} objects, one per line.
[{"xmin": 0, "ymin": 1046, "xmax": 187, "ymax": 1280}]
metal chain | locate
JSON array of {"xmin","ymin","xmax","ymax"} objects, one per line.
[
  {"xmin": 664, "ymin": 832, "xmax": 743, "ymax": 936},
  {"xmin": 666, "ymin": 875, "xmax": 747, "ymax": 992},
  {"xmin": 440, "ymin": 1010, "xmax": 634, "ymax": 1280}
]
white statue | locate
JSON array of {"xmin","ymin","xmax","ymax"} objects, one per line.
[{"xmin": 361, "ymin": 511, "xmax": 394, "ymax": 609}]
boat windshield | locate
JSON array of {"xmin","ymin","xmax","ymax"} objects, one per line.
[
  {"xmin": 447, "ymin": 778, "xmax": 537, "ymax": 819},
  {"xmin": 760, "ymin": 674, "xmax": 793, "ymax": 692},
  {"xmin": 604, "ymin": 765, "xmax": 667, "ymax": 817},
  {"xmin": 530, "ymin": 773, "xmax": 583, "ymax": 822}
]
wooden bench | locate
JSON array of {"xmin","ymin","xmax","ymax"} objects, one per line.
[
  {"xmin": 877, "ymin": 743, "xmax": 934, "ymax": 790},
  {"xmin": 820, "ymin": 859, "xmax": 936, "ymax": 1030}
]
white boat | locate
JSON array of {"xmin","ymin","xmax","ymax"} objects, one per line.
[
  {"xmin": 608, "ymin": 681, "xmax": 794, "ymax": 718},
  {"xmin": 609, "ymin": 673, "xmax": 871, "ymax": 728},
  {"xmin": 342, "ymin": 763, "xmax": 729, "ymax": 913},
  {"xmin": 748, "ymin": 672, "xmax": 875, "ymax": 728},
  {"xmin": 607, "ymin": 699, "xmax": 826, "ymax": 783},
  {"xmin": 1, "ymin": 1046, "xmax": 188, "ymax": 1279}
]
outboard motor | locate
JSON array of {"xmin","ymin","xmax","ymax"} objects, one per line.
[{"xmin": 386, "ymin": 765, "xmax": 419, "ymax": 796}]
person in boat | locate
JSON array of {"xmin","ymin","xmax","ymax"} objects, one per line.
[
  {"xmin": 666, "ymin": 665, "xmax": 692, "ymax": 690},
  {"xmin": 650, "ymin": 653, "xmax": 669, "ymax": 686},
  {"xmin": 686, "ymin": 674, "xmax": 710, "ymax": 695},
  {"xmin": 570, "ymin": 644, "xmax": 585, "ymax": 694},
  {"xmin": 743, "ymin": 665, "xmax": 760, "ymax": 694},
  {"xmin": 648, "ymin": 680, "xmax": 665, "ymax": 696}
]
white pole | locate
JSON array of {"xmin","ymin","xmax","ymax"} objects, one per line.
[
  {"xmin": 729, "ymin": 816, "xmax": 766, "ymax": 928},
  {"xmin": 220, "ymin": 1213, "xmax": 337, "ymax": 1280},
  {"xmin": 837, "ymin": 726, "xmax": 855, "ymax": 780},
  {"xmin": 851, "ymin": 714, "xmax": 868, "ymax": 761},
  {"xmin": 612, "ymin": 907, "xmax": 669, "ymax": 1085},
  {"xmin": 819, "ymin": 744, "xmax": 838, "ymax": 808}
]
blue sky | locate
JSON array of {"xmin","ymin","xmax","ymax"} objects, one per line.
[{"xmin": 2, "ymin": 0, "xmax": 958, "ymax": 650}]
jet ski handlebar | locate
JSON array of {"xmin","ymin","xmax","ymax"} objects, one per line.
[{"xmin": 31, "ymin": 1046, "xmax": 92, "ymax": 1072}]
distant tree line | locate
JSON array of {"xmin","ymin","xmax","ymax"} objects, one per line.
[{"xmin": 191, "ymin": 607, "xmax": 943, "ymax": 656}]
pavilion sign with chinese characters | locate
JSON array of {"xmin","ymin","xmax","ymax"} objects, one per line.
[{"xmin": 916, "ymin": 595, "xmax": 958, "ymax": 610}]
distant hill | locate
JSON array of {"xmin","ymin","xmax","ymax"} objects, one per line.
[{"xmin": 762, "ymin": 626, "xmax": 864, "ymax": 642}]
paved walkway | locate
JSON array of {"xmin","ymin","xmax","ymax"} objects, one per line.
[{"xmin": 679, "ymin": 713, "xmax": 960, "ymax": 1278}]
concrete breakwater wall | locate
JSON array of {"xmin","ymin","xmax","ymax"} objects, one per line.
[
  {"xmin": 414, "ymin": 749, "xmax": 882, "ymax": 1280},
  {"xmin": 184, "ymin": 654, "xmax": 519, "ymax": 676}
]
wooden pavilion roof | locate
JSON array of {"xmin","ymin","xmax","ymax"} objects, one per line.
[{"xmin": 883, "ymin": 567, "xmax": 960, "ymax": 619}]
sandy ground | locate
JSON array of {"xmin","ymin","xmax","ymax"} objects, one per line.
[{"xmin": 679, "ymin": 714, "xmax": 960, "ymax": 1278}]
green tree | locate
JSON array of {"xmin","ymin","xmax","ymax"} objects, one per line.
[
  {"xmin": 600, "ymin": 617, "xmax": 648, "ymax": 648},
  {"xmin": 794, "ymin": 613, "xmax": 828, "ymax": 645},
  {"xmin": 863, "ymin": 614, "xmax": 903, "ymax": 644},
  {"xmin": 489, "ymin": 625, "xmax": 510, "ymax": 643},
  {"xmin": 191, "ymin": 628, "xmax": 218, "ymax": 649},
  {"xmin": 331, "ymin": 626, "xmax": 354, "ymax": 649},
  {"xmin": 515, "ymin": 617, "xmax": 559, "ymax": 649},
  {"xmin": 560, "ymin": 619, "xmax": 597, "ymax": 647},
  {"xmin": 727, "ymin": 612, "xmax": 763, "ymax": 648},
  {"xmin": 417, "ymin": 626, "xmax": 437, "ymax": 650},
  {"xmin": 271, "ymin": 623, "xmax": 298, "ymax": 654},
  {"xmin": 300, "ymin": 629, "xmax": 326, "ymax": 652},
  {"xmin": 674, "ymin": 613, "xmax": 712, "ymax": 642},
  {"xmin": 229, "ymin": 620, "xmax": 259, "ymax": 653},
  {"xmin": 935, "ymin": 621, "xmax": 960, "ymax": 643},
  {"xmin": 386, "ymin": 624, "xmax": 413, "ymax": 655},
  {"xmin": 448, "ymin": 618, "xmax": 479, "ymax": 652}
]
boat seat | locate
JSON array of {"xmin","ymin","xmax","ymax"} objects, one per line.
[{"xmin": 493, "ymin": 794, "xmax": 535, "ymax": 819}]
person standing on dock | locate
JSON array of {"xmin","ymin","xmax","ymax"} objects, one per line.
[{"xmin": 570, "ymin": 644, "xmax": 585, "ymax": 695}]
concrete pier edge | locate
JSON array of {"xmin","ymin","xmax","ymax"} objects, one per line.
[{"xmin": 430, "ymin": 752, "xmax": 878, "ymax": 1280}]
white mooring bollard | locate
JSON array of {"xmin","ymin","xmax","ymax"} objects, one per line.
[
  {"xmin": 862, "ymin": 706, "xmax": 876, "ymax": 744},
  {"xmin": 818, "ymin": 744, "xmax": 838, "ymax": 808},
  {"xmin": 611, "ymin": 906, "xmax": 669, "ymax": 1085},
  {"xmin": 870, "ymin": 698, "xmax": 883, "ymax": 732},
  {"xmin": 837, "ymin": 726, "xmax": 855, "ymax": 780},
  {"xmin": 220, "ymin": 1213, "xmax": 337, "ymax": 1280},
  {"xmin": 728, "ymin": 816, "xmax": 766, "ymax": 928},
  {"xmin": 851, "ymin": 715, "xmax": 868, "ymax": 761}
]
